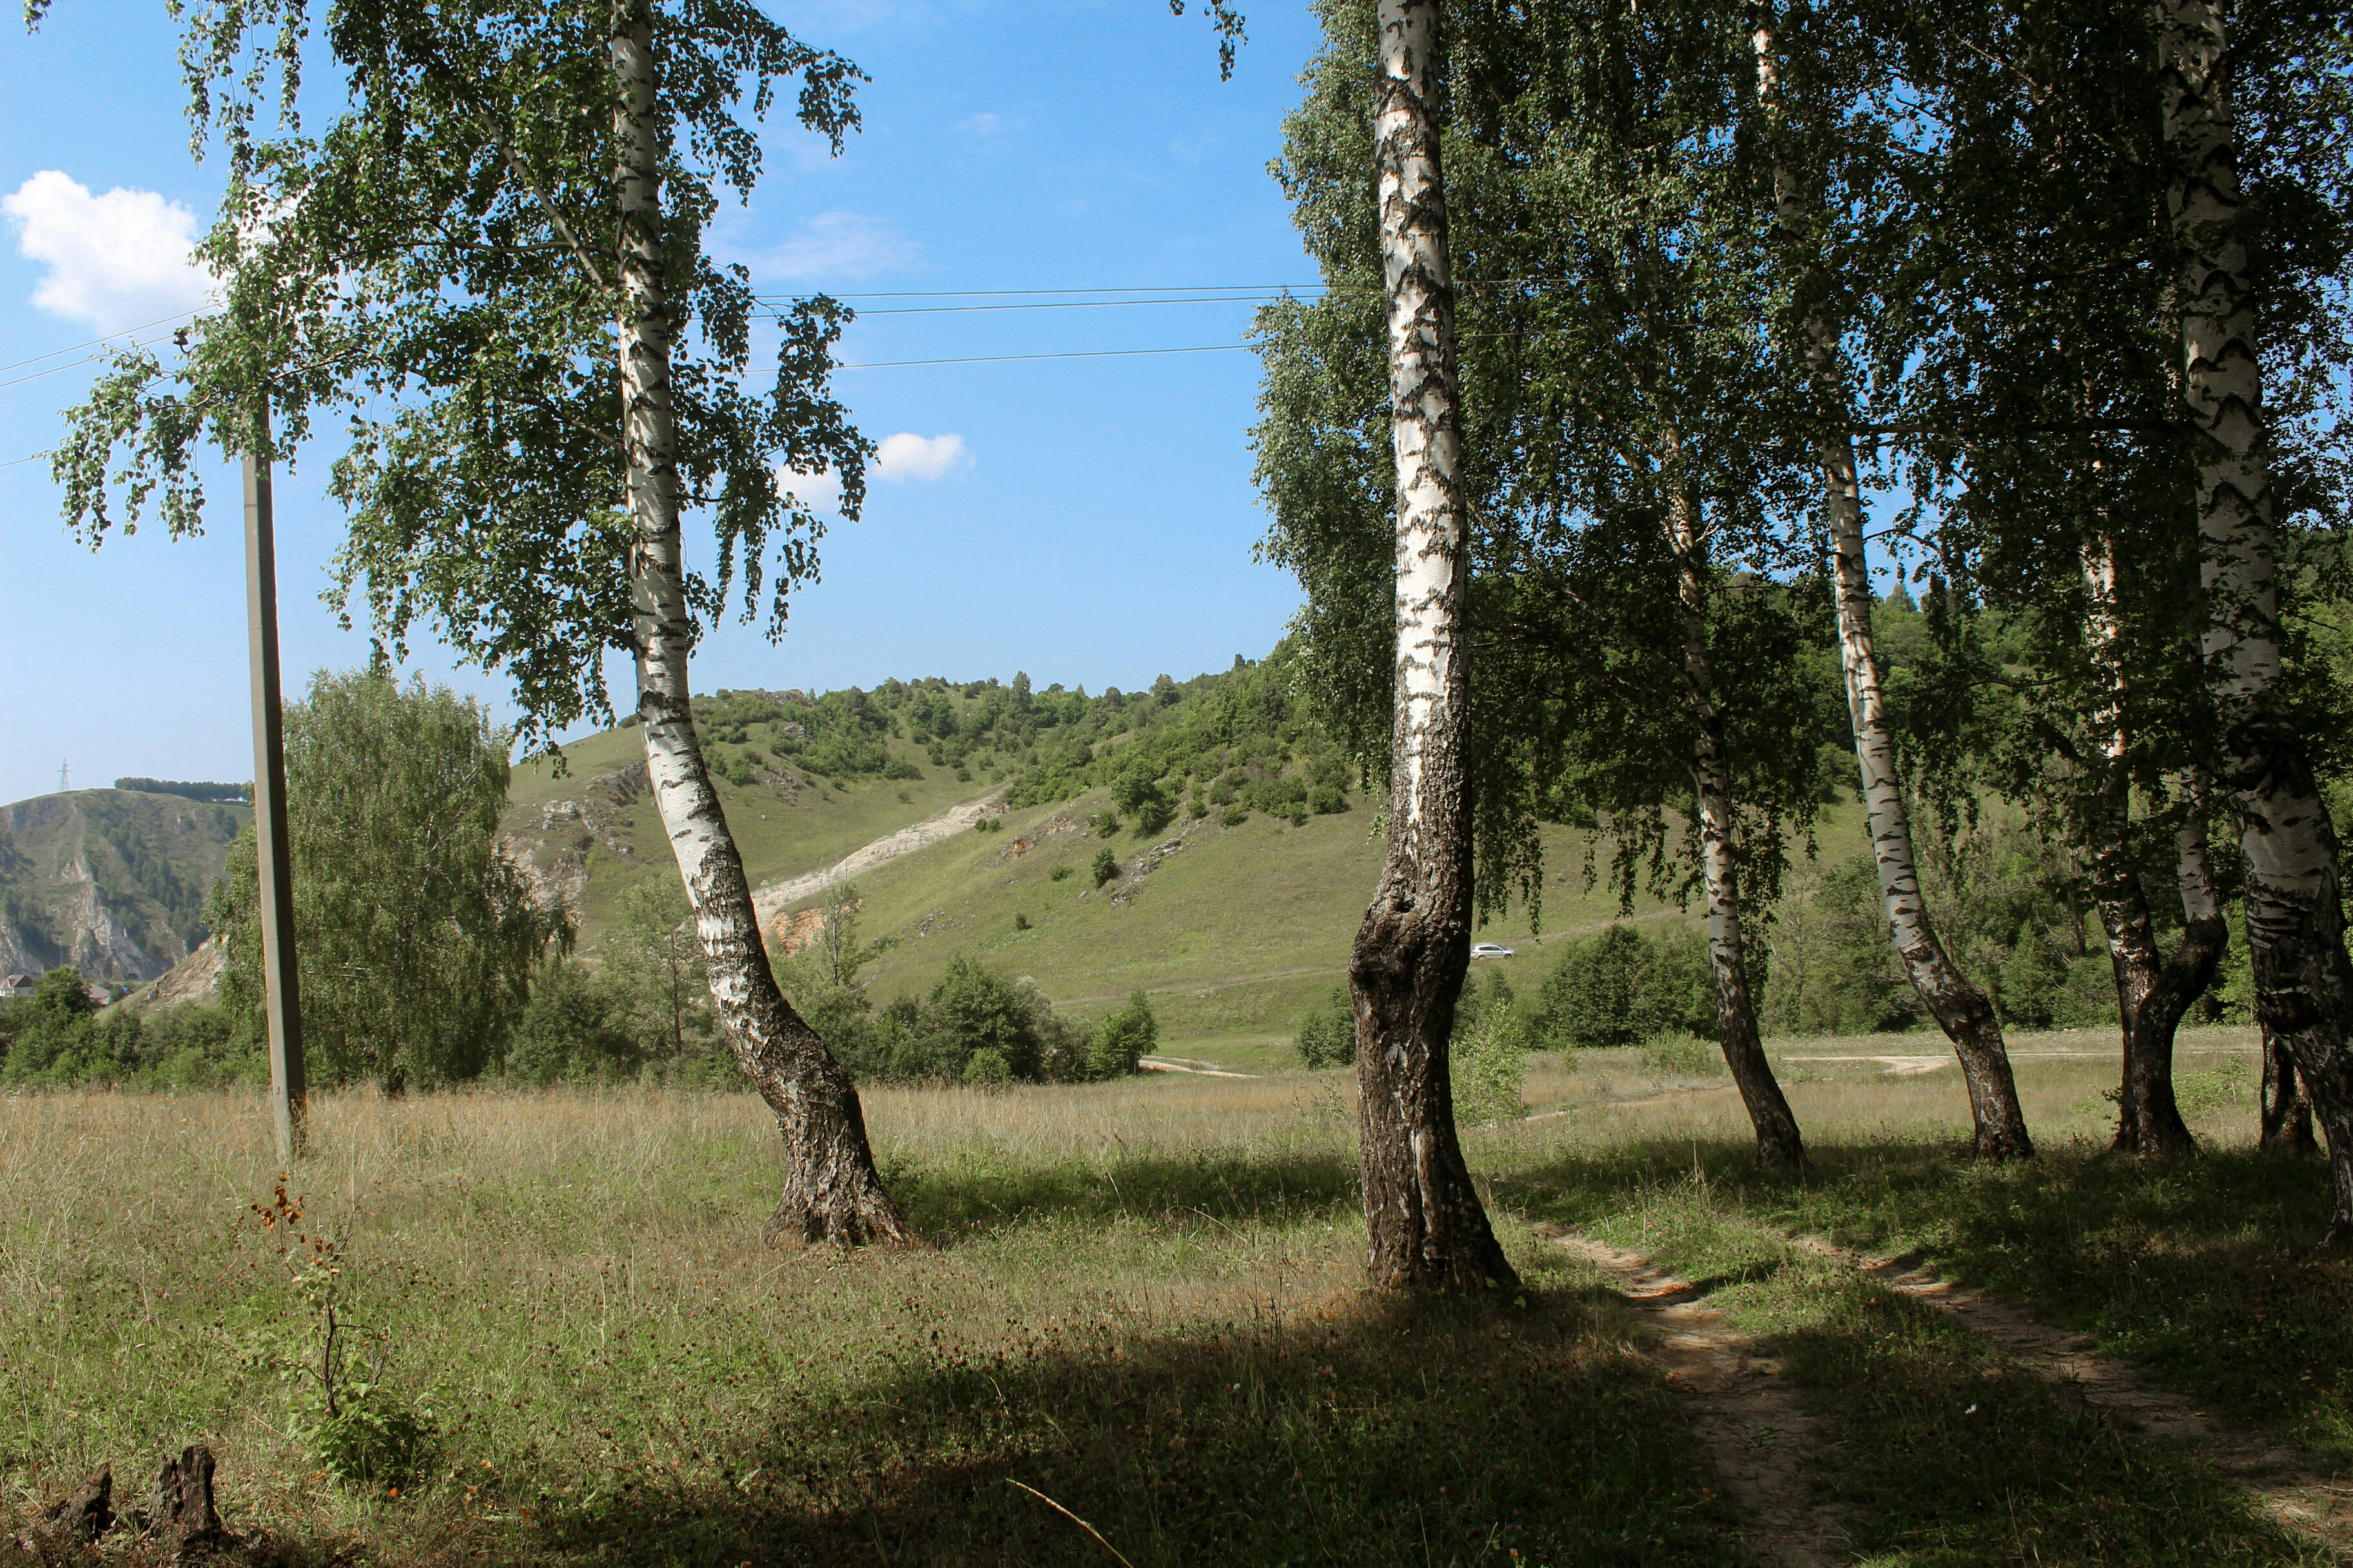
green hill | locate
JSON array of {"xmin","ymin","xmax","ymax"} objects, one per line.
[
  {"xmin": 785, "ymin": 785, "xmax": 1725, "ymax": 1069},
  {"xmin": 0, "ymin": 789, "xmax": 251, "ymax": 982}
]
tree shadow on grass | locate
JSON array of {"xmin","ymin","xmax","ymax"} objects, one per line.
[
  {"xmin": 1766, "ymin": 1271, "xmax": 2327, "ymax": 1566},
  {"xmin": 1505, "ymin": 1135, "xmax": 2353, "ymax": 1473},
  {"xmin": 886, "ymin": 1147, "xmax": 1365, "ymax": 1244},
  {"xmin": 506, "ymin": 1271, "xmax": 1743, "ymax": 1567}
]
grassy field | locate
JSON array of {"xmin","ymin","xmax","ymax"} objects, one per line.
[{"xmin": 5, "ymin": 1025, "xmax": 2345, "ymax": 1565}]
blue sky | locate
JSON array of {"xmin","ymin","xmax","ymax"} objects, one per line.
[{"xmin": 0, "ymin": 0, "xmax": 1328, "ymax": 804}]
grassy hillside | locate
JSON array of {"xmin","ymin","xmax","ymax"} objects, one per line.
[
  {"xmin": 788, "ymin": 786, "xmax": 1812, "ymax": 1068},
  {"xmin": 500, "ymin": 713, "xmax": 991, "ymax": 949},
  {"xmin": 0, "ymin": 789, "xmax": 251, "ymax": 982}
]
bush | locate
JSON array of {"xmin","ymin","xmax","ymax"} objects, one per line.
[
  {"xmin": 1013, "ymin": 911, "xmax": 1031, "ymax": 931},
  {"xmin": 1638, "ymin": 1030, "xmax": 1726, "ymax": 1078},
  {"xmin": 1220, "ymin": 804, "xmax": 1249, "ymax": 827},
  {"xmin": 1308, "ymin": 784, "xmax": 1347, "ymax": 815},
  {"xmin": 3, "ymin": 971, "xmax": 257, "ymax": 1089},
  {"xmin": 1088, "ymin": 989, "xmax": 1157, "ymax": 1078},
  {"xmin": 1530, "ymin": 925, "xmax": 1715, "ymax": 1051},
  {"xmin": 1452, "ymin": 974, "xmax": 1527, "ymax": 1122},
  {"xmin": 506, "ymin": 958, "xmax": 640, "ymax": 1084},
  {"xmin": 1049, "ymin": 864, "xmax": 1075, "ymax": 882},
  {"xmin": 1091, "ymin": 847, "xmax": 1120, "ymax": 887},
  {"xmin": 877, "ymin": 955, "xmax": 1088, "ymax": 1084},
  {"xmin": 1294, "ymin": 987, "xmax": 1354, "ymax": 1068},
  {"xmin": 1134, "ymin": 799, "xmax": 1176, "ymax": 836}
]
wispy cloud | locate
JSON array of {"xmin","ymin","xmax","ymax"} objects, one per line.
[
  {"xmin": 4, "ymin": 171, "xmax": 213, "ymax": 332},
  {"xmin": 756, "ymin": 211, "xmax": 916, "ymax": 284},
  {"xmin": 959, "ymin": 111, "xmax": 1002, "ymax": 137}
]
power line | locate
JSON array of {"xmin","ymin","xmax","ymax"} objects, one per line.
[
  {"xmin": 0, "ymin": 310, "xmax": 201, "ymax": 380},
  {"xmin": 0, "ymin": 324, "xmax": 192, "ymax": 393},
  {"xmin": 835, "ymin": 342, "xmax": 1255, "ymax": 369},
  {"xmin": 753, "ymin": 284, "xmax": 1327, "ymax": 301}
]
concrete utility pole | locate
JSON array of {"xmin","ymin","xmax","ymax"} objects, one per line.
[{"xmin": 244, "ymin": 402, "xmax": 307, "ymax": 1160}]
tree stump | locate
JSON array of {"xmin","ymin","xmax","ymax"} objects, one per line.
[
  {"xmin": 145, "ymin": 1447, "xmax": 223, "ymax": 1561},
  {"xmin": 10, "ymin": 1465, "xmax": 113, "ymax": 1556}
]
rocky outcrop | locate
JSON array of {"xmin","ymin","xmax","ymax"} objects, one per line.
[{"xmin": 0, "ymin": 789, "xmax": 242, "ymax": 984}]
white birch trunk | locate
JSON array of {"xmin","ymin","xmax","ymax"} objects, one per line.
[
  {"xmin": 612, "ymin": 5, "xmax": 911, "ymax": 1244},
  {"xmin": 2165, "ymin": 0, "xmax": 2353, "ymax": 1239},
  {"xmin": 1660, "ymin": 453, "xmax": 1802, "ymax": 1163},
  {"xmin": 1349, "ymin": 0, "xmax": 1514, "ymax": 1293},
  {"xmin": 2082, "ymin": 537, "xmax": 2216, "ymax": 1154},
  {"xmin": 1754, "ymin": 26, "xmax": 2032, "ymax": 1158}
]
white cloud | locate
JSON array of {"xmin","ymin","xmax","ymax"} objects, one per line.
[
  {"xmin": 775, "ymin": 432, "xmax": 968, "ymax": 515},
  {"xmin": 758, "ymin": 210, "xmax": 915, "ymax": 283},
  {"xmin": 777, "ymin": 465, "xmax": 843, "ymax": 513},
  {"xmin": 3, "ymin": 171, "xmax": 213, "ymax": 332},
  {"xmin": 874, "ymin": 432, "xmax": 970, "ymax": 483},
  {"xmin": 959, "ymin": 111, "xmax": 1002, "ymax": 137}
]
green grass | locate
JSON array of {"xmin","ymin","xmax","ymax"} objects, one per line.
[
  {"xmin": 502, "ymin": 724, "xmax": 991, "ymax": 946},
  {"xmin": 804, "ymin": 787, "xmax": 1718, "ymax": 1047},
  {"xmin": 5, "ymin": 1038, "xmax": 2347, "ymax": 1565}
]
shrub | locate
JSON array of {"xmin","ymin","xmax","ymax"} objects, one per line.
[
  {"xmin": 877, "ymin": 955, "xmax": 1088, "ymax": 1084},
  {"xmin": 882, "ymin": 754, "xmax": 924, "ymax": 780},
  {"xmin": 1530, "ymin": 924, "xmax": 1715, "ymax": 1051},
  {"xmin": 1294, "ymin": 987, "xmax": 1354, "ymax": 1068},
  {"xmin": 1638, "ymin": 1030, "xmax": 1726, "ymax": 1078},
  {"xmin": 1452, "ymin": 980, "xmax": 1527, "ymax": 1123},
  {"xmin": 1220, "ymin": 804, "xmax": 1248, "ymax": 827},
  {"xmin": 1013, "ymin": 912, "xmax": 1031, "ymax": 931},
  {"xmin": 1088, "ymin": 989, "xmax": 1157, "ymax": 1078},
  {"xmin": 1091, "ymin": 847, "xmax": 1120, "ymax": 887},
  {"xmin": 962, "ymin": 1048, "xmax": 1013, "ymax": 1087},
  {"xmin": 506, "ymin": 958, "xmax": 640, "ymax": 1084},
  {"xmin": 1134, "ymin": 799, "xmax": 1175, "ymax": 836},
  {"xmin": 1308, "ymin": 784, "xmax": 1347, "ymax": 815},
  {"xmin": 1049, "ymin": 864, "xmax": 1075, "ymax": 882}
]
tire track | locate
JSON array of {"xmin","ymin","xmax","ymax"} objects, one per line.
[
  {"xmin": 1541, "ymin": 1226, "xmax": 1847, "ymax": 1567},
  {"xmin": 1785, "ymin": 1230, "xmax": 2352, "ymax": 1555}
]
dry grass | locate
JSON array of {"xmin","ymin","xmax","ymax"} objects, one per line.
[{"xmin": 2, "ymin": 1024, "xmax": 2336, "ymax": 1567}]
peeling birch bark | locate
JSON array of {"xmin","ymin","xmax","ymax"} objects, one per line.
[
  {"xmin": 1662, "ymin": 463, "xmax": 1803, "ymax": 1164},
  {"xmin": 2164, "ymin": 0, "xmax": 2353, "ymax": 1241},
  {"xmin": 1350, "ymin": 0, "xmax": 1516, "ymax": 1293},
  {"xmin": 614, "ymin": 5, "xmax": 912, "ymax": 1245},
  {"xmin": 1754, "ymin": 27, "xmax": 2031, "ymax": 1159}
]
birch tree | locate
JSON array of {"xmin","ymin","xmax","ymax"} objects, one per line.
[
  {"xmin": 47, "ymin": 0, "xmax": 912, "ymax": 1241},
  {"xmin": 1345, "ymin": 0, "xmax": 1518, "ymax": 1291},
  {"xmin": 1260, "ymin": 0, "xmax": 1824, "ymax": 1166},
  {"xmin": 2163, "ymin": 0, "xmax": 2353, "ymax": 1241},
  {"xmin": 1754, "ymin": 9, "xmax": 2036, "ymax": 1159}
]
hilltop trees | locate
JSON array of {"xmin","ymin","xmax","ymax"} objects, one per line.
[{"xmin": 52, "ymin": 0, "xmax": 908, "ymax": 1240}]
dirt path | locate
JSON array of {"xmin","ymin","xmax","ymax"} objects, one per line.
[
  {"xmin": 750, "ymin": 791, "xmax": 1003, "ymax": 925},
  {"xmin": 1543, "ymin": 1227, "xmax": 1848, "ymax": 1567},
  {"xmin": 1786, "ymin": 1231, "xmax": 2352, "ymax": 1554}
]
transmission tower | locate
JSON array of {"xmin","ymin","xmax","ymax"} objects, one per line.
[{"xmin": 58, "ymin": 759, "xmax": 69, "ymax": 792}]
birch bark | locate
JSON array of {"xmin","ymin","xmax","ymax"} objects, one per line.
[
  {"xmin": 2261, "ymin": 1027, "xmax": 2318, "ymax": 1150},
  {"xmin": 1754, "ymin": 28, "xmax": 2032, "ymax": 1158},
  {"xmin": 1349, "ymin": 0, "xmax": 1516, "ymax": 1292},
  {"xmin": 2164, "ymin": 0, "xmax": 2353, "ymax": 1240},
  {"xmin": 613, "ymin": 4, "xmax": 912, "ymax": 1245},
  {"xmin": 2082, "ymin": 535, "xmax": 2222, "ymax": 1154},
  {"xmin": 1661, "ymin": 462, "xmax": 1803, "ymax": 1163}
]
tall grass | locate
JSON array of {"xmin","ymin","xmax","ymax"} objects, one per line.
[{"xmin": 3, "ymin": 1025, "xmax": 2335, "ymax": 1566}]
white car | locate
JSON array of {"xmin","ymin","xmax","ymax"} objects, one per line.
[{"xmin": 1470, "ymin": 942, "xmax": 1514, "ymax": 959}]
